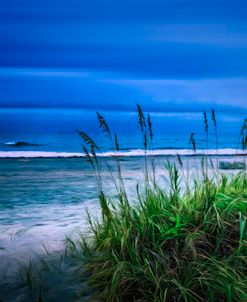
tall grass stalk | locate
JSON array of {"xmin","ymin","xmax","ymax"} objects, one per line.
[
  {"xmin": 148, "ymin": 113, "xmax": 156, "ymax": 186},
  {"xmin": 189, "ymin": 133, "xmax": 196, "ymax": 153},
  {"xmin": 96, "ymin": 112, "xmax": 127, "ymax": 199},
  {"xmin": 240, "ymin": 118, "xmax": 247, "ymax": 172},
  {"xmin": 77, "ymin": 130, "xmax": 102, "ymax": 190},
  {"xmin": 211, "ymin": 108, "xmax": 218, "ymax": 167},
  {"xmin": 137, "ymin": 104, "xmax": 149, "ymax": 186},
  {"xmin": 188, "ymin": 132, "xmax": 197, "ymax": 192},
  {"xmin": 203, "ymin": 110, "xmax": 209, "ymax": 177}
]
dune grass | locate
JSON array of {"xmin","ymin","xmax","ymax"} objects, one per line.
[
  {"xmin": 65, "ymin": 107, "xmax": 247, "ymax": 302},
  {"xmin": 71, "ymin": 171, "xmax": 246, "ymax": 302}
]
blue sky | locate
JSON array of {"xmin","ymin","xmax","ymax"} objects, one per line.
[{"xmin": 0, "ymin": 0, "xmax": 247, "ymax": 113}]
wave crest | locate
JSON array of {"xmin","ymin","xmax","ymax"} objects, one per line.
[
  {"xmin": 1, "ymin": 141, "xmax": 43, "ymax": 147},
  {"xmin": 0, "ymin": 149, "xmax": 245, "ymax": 158}
]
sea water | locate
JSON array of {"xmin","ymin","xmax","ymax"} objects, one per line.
[
  {"xmin": 0, "ymin": 109, "xmax": 244, "ymax": 248},
  {"xmin": 0, "ymin": 108, "xmax": 246, "ymax": 262}
]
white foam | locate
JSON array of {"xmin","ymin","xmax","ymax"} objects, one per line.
[
  {"xmin": 0, "ymin": 151, "xmax": 83, "ymax": 158},
  {"xmin": 0, "ymin": 149, "xmax": 246, "ymax": 158},
  {"xmin": 100, "ymin": 148, "xmax": 246, "ymax": 157},
  {"xmin": 4, "ymin": 141, "xmax": 16, "ymax": 145}
]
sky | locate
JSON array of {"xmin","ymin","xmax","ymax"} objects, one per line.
[{"xmin": 0, "ymin": 0, "xmax": 247, "ymax": 113}]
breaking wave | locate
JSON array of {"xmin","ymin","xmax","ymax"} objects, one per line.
[
  {"xmin": 1, "ymin": 141, "xmax": 43, "ymax": 147},
  {"xmin": 0, "ymin": 149, "xmax": 245, "ymax": 158}
]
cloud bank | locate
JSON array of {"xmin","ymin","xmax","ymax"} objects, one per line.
[{"xmin": 0, "ymin": 0, "xmax": 247, "ymax": 112}]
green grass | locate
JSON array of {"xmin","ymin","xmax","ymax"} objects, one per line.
[
  {"xmin": 70, "ymin": 168, "xmax": 247, "ymax": 302},
  {"xmin": 66, "ymin": 107, "xmax": 247, "ymax": 302}
]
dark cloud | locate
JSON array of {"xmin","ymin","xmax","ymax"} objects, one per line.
[
  {"xmin": 1, "ymin": 42, "xmax": 247, "ymax": 78},
  {"xmin": 0, "ymin": 70, "xmax": 246, "ymax": 114}
]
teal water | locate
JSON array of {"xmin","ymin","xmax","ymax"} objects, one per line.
[
  {"xmin": 0, "ymin": 108, "xmax": 246, "ymax": 301},
  {"xmin": 0, "ymin": 157, "xmax": 146, "ymax": 259},
  {"xmin": 0, "ymin": 155, "xmax": 245, "ymax": 259},
  {"xmin": 0, "ymin": 108, "xmax": 246, "ymax": 259}
]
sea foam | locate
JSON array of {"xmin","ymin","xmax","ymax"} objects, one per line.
[{"xmin": 0, "ymin": 149, "xmax": 245, "ymax": 158}]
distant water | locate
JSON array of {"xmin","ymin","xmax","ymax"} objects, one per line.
[
  {"xmin": 0, "ymin": 108, "xmax": 246, "ymax": 155},
  {"xmin": 0, "ymin": 108, "xmax": 246, "ymax": 266}
]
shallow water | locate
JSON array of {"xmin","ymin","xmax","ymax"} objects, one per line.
[
  {"xmin": 0, "ymin": 156, "xmax": 244, "ymax": 259},
  {"xmin": 0, "ymin": 154, "xmax": 246, "ymax": 301},
  {"xmin": 0, "ymin": 157, "xmax": 150, "ymax": 262}
]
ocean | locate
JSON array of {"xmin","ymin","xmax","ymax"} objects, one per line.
[
  {"xmin": 0, "ymin": 108, "xmax": 246, "ymax": 262},
  {"xmin": 0, "ymin": 108, "xmax": 246, "ymax": 300},
  {"xmin": 0, "ymin": 108, "xmax": 246, "ymax": 153}
]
